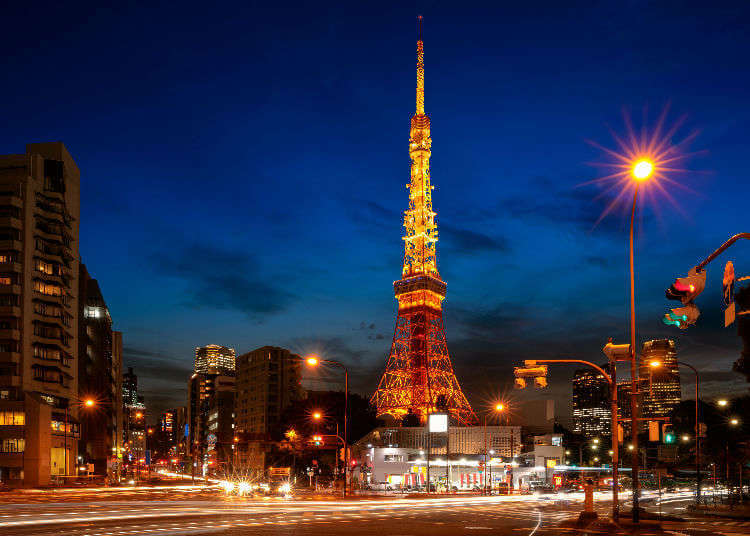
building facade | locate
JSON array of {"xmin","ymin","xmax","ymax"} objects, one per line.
[
  {"xmin": 571, "ymin": 367, "xmax": 611, "ymax": 437},
  {"xmin": 194, "ymin": 344, "xmax": 235, "ymax": 375},
  {"xmin": 77, "ymin": 264, "xmax": 122, "ymax": 476},
  {"xmin": 122, "ymin": 367, "xmax": 145, "ymax": 462},
  {"xmin": 640, "ymin": 339, "xmax": 680, "ymax": 424},
  {"xmin": 0, "ymin": 143, "xmax": 81, "ymax": 486},
  {"xmin": 234, "ymin": 346, "xmax": 303, "ymax": 471}
]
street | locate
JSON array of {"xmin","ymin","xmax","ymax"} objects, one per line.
[{"xmin": 1, "ymin": 488, "xmax": 748, "ymax": 536}]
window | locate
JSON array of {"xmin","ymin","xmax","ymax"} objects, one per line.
[
  {"xmin": 383, "ymin": 454, "xmax": 404, "ymax": 462},
  {"xmin": 0, "ymin": 253, "xmax": 16, "ymax": 264},
  {"xmin": 33, "ymin": 365, "xmax": 64, "ymax": 384},
  {"xmin": 0, "ymin": 295, "xmax": 19, "ymax": 307},
  {"xmin": 34, "ymin": 345, "xmax": 61, "ymax": 361},
  {"xmin": 35, "ymin": 259, "xmax": 58, "ymax": 275},
  {"xmin": 0, "ymin": 411, "xmax": 24, "ymax": 425},
  {"xmin": 43, "ymin": 160, "xmax": 65, "ymax": 193},
  {"xmin": 0, "ymin": 438, "xmax": 24, "ymax": 453},
  {"xmin": 34, "ymin": 280, "xmax": 62, "ymax": 296}
]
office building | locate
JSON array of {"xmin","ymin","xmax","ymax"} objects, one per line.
[
  {"xmin": 571, "ymin": 367, "xmax": 611, "ymax": 437},
  {"xmin": 187, "ymin": 372, "xmax": 234, "ymax": 466},
  {"xmin": 77, "ymin": 263, "xmax": 122, "ymax": 476},
  {"xmin": 0, "ymin": 143, "xmax": 81, "ymax": 487},
  {"xmin": 122, "ymin": 367, "xmax": 145, "ymax": 461},
  {"xmin": 194, "ymin": 344, "xmax": 235, "ymax": 376},
  {"xmin": 640, "ymin": 339, "xmax": 680, "ymax": 423}
]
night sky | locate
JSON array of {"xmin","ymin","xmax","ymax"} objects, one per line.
[{"xmin": 3, "ymin": 2, "xmax": 750, "ymax": 424}]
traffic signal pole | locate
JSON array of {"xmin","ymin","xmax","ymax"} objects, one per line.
[{"xmin": 517, "ymin": 358, "xmax": 619, "ymax": 520}]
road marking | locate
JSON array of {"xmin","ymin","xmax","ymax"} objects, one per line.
[{"xmin": 528, "ymin": 510, "xmax": 542, "ymax": 536}]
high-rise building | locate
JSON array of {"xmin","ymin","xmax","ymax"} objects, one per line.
[
  {"xmin": 640, "ymin": 339, "xmax": 680, "ymax": 423},
  {"xmin": 205, "ymin": 376, "xmax": 235, "ymax": 468},
  {"xmin": 187, "ymin": 372, "xmax": 234, "ymax": 466},
  {"xmin": 78, "ymin": 263, "xmax": 122, "ymax": 476},
  {"xmin": 234, "ymin": 346, "xmax": 303, "ymax": 471},
  {"xmin": 194, "ymin": 344, "xmax": 235, "ymax": 375},
  {"xmin": 371, "ymin": 24, "xmax": 475, "ymax": 426},
  {"xmin": 0, "ymin": 142, "xmax": 81, "ymax": 487},
  {"xmin": 122, "ymin": 367, "xmax": 145, "ymax": 461},
  {"xmin": 571, "ymin": 368, "xmax": 611, "ymax": 437}
]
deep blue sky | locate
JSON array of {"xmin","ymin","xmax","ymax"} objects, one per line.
[{"xmin": 3, "ymin": 1, "xmax": 750, "ymax": 422}]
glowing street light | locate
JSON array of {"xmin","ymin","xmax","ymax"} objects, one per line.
[
  {"xmin": 312, "ymin": 411, "xmax": 322, "ymax": 421},
  {"xmin": 84, "ymin": 398, "xmax": 95, "ymax": 408},
  {"xmin": 681, "ymin": 435, "xmax": 690, "ymax": 442},
  {"xmin": 718, "ymin": 399, "xmax": 729, "ymax": 407},
  {"xmin": 730, "ymin": 418, "xmax": 740, "ymax": 426},
  {"xmin": 632, "ymin": 159, "xmax": 654, "ymax": 181},
  {"xmin": 305, "ymin": 355, "xmax": 319, "ymax": 367},
  {"xmin": 650, "ymin": 360, "xmax": 661, "ymax": 368}
]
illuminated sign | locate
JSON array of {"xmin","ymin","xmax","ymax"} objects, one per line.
[{"xmin": 428, "ymin": 413, "xmax": 448, "ymax": 433}]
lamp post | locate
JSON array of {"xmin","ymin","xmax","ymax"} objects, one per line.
[
  {"xmin": 305, "ymin": 355, "xmax": 349, "ymax": 497},
  {"xmin": 627, "ymin": 158, "xmax": 654, "ymax": 523},
  {"xmin": 483, "ymin": 403, "xmax": 505, "ymax": 495}
]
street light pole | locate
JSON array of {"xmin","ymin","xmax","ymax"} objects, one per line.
[
  {"xmin": 678, "ymin": 362, "xmax": 701, "ymax": 503},
  {"xmin": 304, "ymin": 356, "xmax": 348, "ymax": 497},
  {"xmin": 629, "ymin": 182, "xmax": 641, "ymax": 524}
]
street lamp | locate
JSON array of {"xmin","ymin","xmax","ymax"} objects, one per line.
[
  {"xmin": 483, "ymin": 402, "xmax": 506, "ymax": 494},
  {"xmin": 626, "ymin": 157, "xmax": 654, "ymax": 523},
  {"xmin": 312, "ymin": 411, "xmax": 322, "ymax": 421},
  {"xmin": 718, "ymin": 399, "xmax": 729, "ymax": 407},
  {"xmin": 304, "ymin": 354, "xmax": 349, "ymax": 497},
  {"xmin": 730, "ymin": 418, "xmax": 740, "ymax": 426}
]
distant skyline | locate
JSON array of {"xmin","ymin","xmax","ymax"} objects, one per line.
[{"xmin": 2, "ymin": 2, "xmax": 749, "ymax": 422}]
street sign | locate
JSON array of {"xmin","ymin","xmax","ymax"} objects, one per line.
[{"xmin": 725, "ymin": 261, "xmax": 736, "ymax": 327}]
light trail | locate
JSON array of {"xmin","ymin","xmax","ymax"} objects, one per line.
[{"xmin": 0, "ymin": 494, "xmax": 580, "ymax": 529}]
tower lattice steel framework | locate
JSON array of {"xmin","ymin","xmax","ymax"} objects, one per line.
[{"xmin": 371, "ymin": 21, "xmax": 477, "ymax": 426}]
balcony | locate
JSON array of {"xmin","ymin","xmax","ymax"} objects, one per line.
[
  {"xmin": 0, "ymin": 262, "xmax": 22, "ymax": 274},
  {"xmin": 0, "ymin": 352, "xmax": 21, "ymax": 363},
  {"xmin": 0, "ymin": 217, "xmax": 22, "ymax": 230},
  {"xmin": 0, "ymin": 241, "xmax": 22, "ymax": 253},
  {"xmin": 0, "ymin": 329, "xmax": 20, "ymax": 340},
  {"xmin": 0, "ymin": 196, "xmax": 23, "ymax": 209},
  {"xmin": 0, "ymin": 374, "xmax": 20, "ymax": 387},
  {"xmin": 0, "ymin": 306, "xmax": 20, "ymax": 316}
]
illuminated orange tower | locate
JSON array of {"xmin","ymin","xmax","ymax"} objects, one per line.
[{"xmin": 372, "ymin": 19, "xmax": 477, "ymax": 426}]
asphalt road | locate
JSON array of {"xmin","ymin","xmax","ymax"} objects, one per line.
[{"xmin": 0, "ymin": 487, "xmax": 747, "ymax": 536}]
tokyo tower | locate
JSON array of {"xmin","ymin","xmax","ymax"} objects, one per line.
[{"xmin": 371, "ymin": 19, "xmax": 477, "ymax": 426}]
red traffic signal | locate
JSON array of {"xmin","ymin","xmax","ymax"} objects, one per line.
[{"xmin": 666, "ymin": 268, "xmax": 706, "ymax": 304}]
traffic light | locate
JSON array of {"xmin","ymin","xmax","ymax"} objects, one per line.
[
  {"xmin": 664, "ymin": 267, "xmax": 706, "ymax": 328},
  {"xmin": 311, "ymin": 435, "xmax": 323, "ymax": 446},
  {"xmin": 513, "ymin": 362, "xmax": 548, "ymax": 390},
  {"xmin": 663, "ymin": 424, "xmax": 675, "ymax": 444},
  {"xmin": 662, "ymin": 303, "xmax": 700, "ymax": 329},
  {"xmin": 666, "ymin": 267, "xmax": 706, "ymax": 303}
]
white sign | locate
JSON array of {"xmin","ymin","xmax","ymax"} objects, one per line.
[{"xmin": 428, "ymin": 413, "xmax": 448, "ymax": 433}]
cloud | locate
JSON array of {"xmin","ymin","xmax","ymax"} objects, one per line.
[
  {"xmin": 149, "ymin": 242, "xmax": 295, "ymax": 316},
  {"xmin": 497, "ymin": 176, "xmax": 627, "ymax": 234},
  {"xmin": 440, "ymin": 224, "xmax": 510, "ymax": 255},
  {"xmin": 347, "ymin": 198, "xmax": 510, "ymax": 255}
]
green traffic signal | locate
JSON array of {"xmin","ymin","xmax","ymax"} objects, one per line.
[{"xmin": 664, "ymin": 433, "xmax": 675, "ymax": 444}]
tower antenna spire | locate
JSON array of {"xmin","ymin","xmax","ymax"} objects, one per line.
[{"xmin": 416, "ymin": 15, "xmax": 425, "ymax": 115}]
